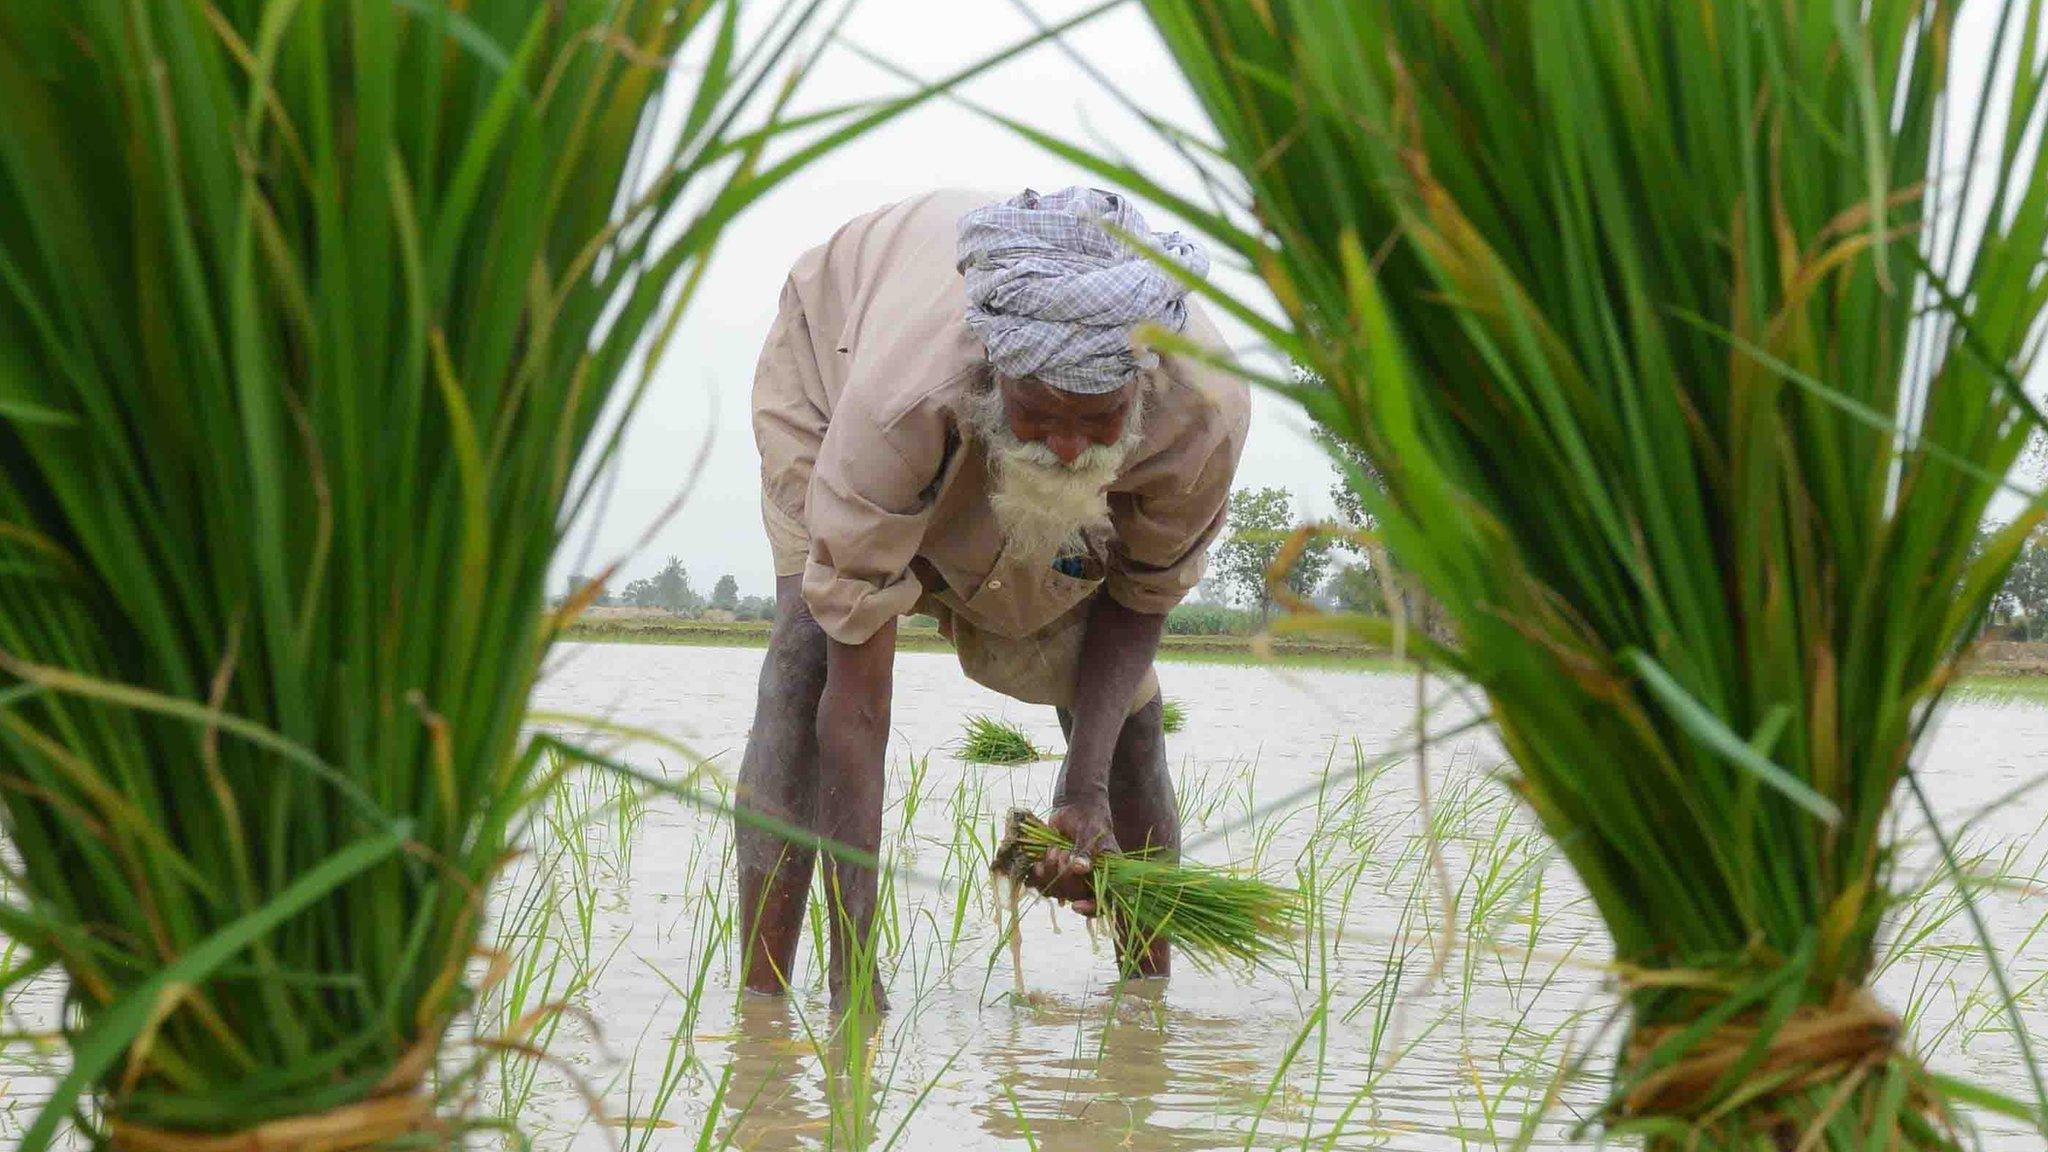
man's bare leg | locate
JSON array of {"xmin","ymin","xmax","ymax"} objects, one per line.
[
  {"xmin": 1058, "ymin": 692, "xmax": 1177, "ymax": 978},
  {"xmin": 736, "ymin": 575, "xmax": 827, "ymax": 995},
  {"xmin": 816, "ymin": 625, "xmax": 894, "ymax": 1014}
]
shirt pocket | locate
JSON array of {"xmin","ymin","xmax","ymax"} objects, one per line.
[
  {"xmin": 960, "ymin": 542, "xmax": 1104, "ymax": 639},
  {"xmin": 1038, "ymin": 552, "xmax": 1105, "ymax": 625}
]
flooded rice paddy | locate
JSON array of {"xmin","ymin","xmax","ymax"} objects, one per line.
[{"xmin": 4, "ymin": 642, "xmax": 2046, "ymax": 1148}]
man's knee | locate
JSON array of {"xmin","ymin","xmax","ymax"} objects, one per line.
[
  {"xmin": 1122, "ymin": 694, "xmax": 1166, "ymax": 748},
  {"xmin": 1127, "ymin": 692, "xmax": 1164, "ymax": 729},
  {"xmin": 1111, "ymin": 694, "xmax": 1171, "ymax": 780},
  {"xmin": 767, "ymin": 583, "xmax": 828, "ymax": 691}
]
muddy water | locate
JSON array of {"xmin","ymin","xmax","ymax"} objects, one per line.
[
  {"xmin": 508, "ymin": 643, "xmax": 2048, "ymax": 1151},
  {"xmin": 2, "ymin": 644, "xmax": 2044, "ymax": 1149}
]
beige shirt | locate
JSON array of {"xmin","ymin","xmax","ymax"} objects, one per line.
[{"xmin": 753, "ymin": 189, "xmax": 1249, "ymax": 647}]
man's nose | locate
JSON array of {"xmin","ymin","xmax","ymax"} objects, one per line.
[{"xmin": 1045, "ymin": 432, "xmax": 1086, "ymax": 465}]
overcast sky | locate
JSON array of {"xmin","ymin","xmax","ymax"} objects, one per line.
[
  {"xmin": 560, "ymin": 0, "xmax": 2036, "ymax": 598},
  {"xmin": 557, "ymin": 0, "xmax": 1333, "ymax": 598}
]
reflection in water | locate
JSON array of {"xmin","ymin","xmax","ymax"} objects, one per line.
[
  {"xmin": 976, "ymin": 982, "xmax": 1277, "ymax": 1152},
  {"xmin": 721, "ymin": 996, "xmax": 885, "ymax": 1151}
]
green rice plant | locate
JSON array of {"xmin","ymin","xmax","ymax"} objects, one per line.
[
  {"xmin": 940, "ymin": 772, "xmax": 993, "ymax": 959},
  {"xmin": 1009, "ymin": 0, "xmax": 2048, "ymax": 1145},
  {"xmin": 1159, "ymin": 696, "xmax": 1187, "ymax": 734},
  {"xmin": 992, "ymin": 809, "xmax": 1303, "ymax": 972},
  {"xmin": 480, "ymin": 812, "xmax": 592, "ymax": 1127},
  {"xmin": 0, "ymin": 1, "xmax": 954, "ymax": 1145},
  {"xmin": 958, "ymin": 715, "xmax": 1046, "ymax": 765}
]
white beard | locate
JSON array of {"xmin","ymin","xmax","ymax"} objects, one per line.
[{"xmin": 965, "ymin": 384, "xmax": 1145, "ymax": 562}]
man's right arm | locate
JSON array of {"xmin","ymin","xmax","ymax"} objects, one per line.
[{"xmin": 802, "ymin": 358, "xmax": 946, "ymax": 799}]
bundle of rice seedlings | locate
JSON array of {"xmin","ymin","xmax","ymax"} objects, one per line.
[
  {"xmin": 0, "ymin": 1, "xmax": 991, "ymax": 1144},
  {"xmin": 992, "ymin": 809, "xmax": 1302, "ymax": 972},
  {"xmin": 959, "ymin": 715, "xmax": 1046, "ymax": 764},
  {"xmin": 1019, "ymin": 0, "xmax": 2048, "ymax": 1145},
  {"xmin": 1160, "ymin": 696, "xmax": 1187, "ymax": 734}
]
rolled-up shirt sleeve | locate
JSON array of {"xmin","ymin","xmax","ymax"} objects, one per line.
[
  {"xmin": 1106, "ymin": 382, "xmax": 1248, "ymax": 615},
  {"xmin": 802, "ymin": 407, "xmax": 940, "ymax": 644}
]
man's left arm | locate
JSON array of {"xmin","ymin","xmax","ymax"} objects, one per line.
[
  {"xmin": 1031, "ymin": 384, "xmax": 1247, "ymax": 911},
  {"xmin": 1033, "ymin": 595, "xmax": 1167, "ymax": 913}
]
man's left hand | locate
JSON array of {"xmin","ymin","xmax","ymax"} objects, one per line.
[
  {"xmin": 1029, "ymin": 594, "xmax": 1164, "ymax": 918},
  {"xmin": 1029, "ymin": 796, "xmax": 1117, "ymax": 917}
]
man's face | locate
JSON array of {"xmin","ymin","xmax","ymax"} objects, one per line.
[
  {"xmin": 995, "ymin": 375, "xmax": 1140, "ymax": 466},
  {"xmin": 965, "ymin": 373, "xmax": 1146, "ymax": 560}
]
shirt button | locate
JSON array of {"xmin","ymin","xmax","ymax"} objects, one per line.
[{"xmin": 986, "ymin": 579, "xmax": 1003, "ymax": 591}]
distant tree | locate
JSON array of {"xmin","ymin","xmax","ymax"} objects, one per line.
[
  {"xmin": 735, "ymin": 594, "xmax": 775, "ymax": 621},
  {"xmin": 1211, "ymin": 486, "xmax": 1331, "ymax": 625},
  {"xmin": 1311, "ymin": 426, "xmax": 1379, "ymax": 539},
  {"xmin": 1994, "ymin": 438, "xmax": 2048, "ymax": 630},
  {"xmin": 657, "ymin": 557, "xmax": 701, "ymax": 615},
  {"xmin": 1999, "ymin": 526, "xmax": 2048, "ymax": 640},
  {"xmin": 1327, "ymin": 561, "xmax": 1383, "ymax": 614},
  {"xmin": 562, "ymin": 572, "xmax": 613, "ymax": 608},
  {"xmin": 712, "ymin": 573, "xmax": 740, "ymax": 612},
  {"xmin": 1311, "ymin": 425, "xmax": 1455, "ymax": 644},
  {"xmin": 621, "ymin": 556, "xmax": 700, "ymax": 615}
]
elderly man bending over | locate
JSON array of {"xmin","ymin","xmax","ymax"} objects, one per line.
[{"xmin": 739, "ymin": 187, "xmax": 1248, "ymax": 1007}]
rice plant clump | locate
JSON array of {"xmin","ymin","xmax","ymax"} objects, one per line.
[
  {"xmin": 0, "ymin": 2, "xmax": 881, "ymax": 1146},
  {"xmin": 992, "ymin": 809, "xmax": 1302, "ymax": 971},
  {"xmin": 959, "ymin": 715, "xmax": 1045, "ymax": 764},
  {"xmin": 1116, "ymin": 0, "xmax": 2048, "ymax": 1147},
  {"xmin": 1160, "ymin": 697, "xmax": 1187, "ymax": 734}
]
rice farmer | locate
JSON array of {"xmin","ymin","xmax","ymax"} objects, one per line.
[{"xmin": 738, "ymin": 187, "xmax": 1247, "ymax": 1008}]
